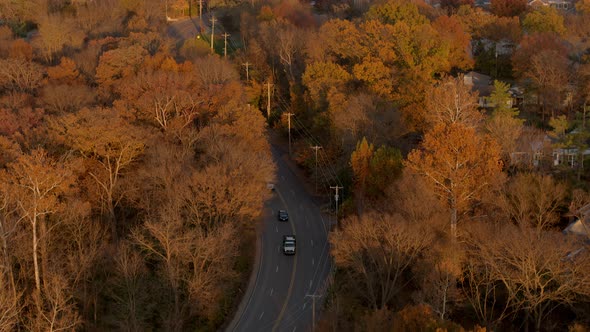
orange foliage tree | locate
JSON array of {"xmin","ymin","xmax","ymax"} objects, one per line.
[{"xmin": 406, "ymin": 123, "xmax": 503, "ymax": 238}]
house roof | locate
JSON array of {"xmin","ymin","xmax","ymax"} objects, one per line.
[
  {"xmin": 565, "ymin": 203, "xmax": 590, "ymax": 238},
  {"xmin": 464, "ymin": 71, "xmax": 493, "ymax": 97},
  {"xmin": 564, "ymin": 219, "xmax": 590, "ymax": 237}
]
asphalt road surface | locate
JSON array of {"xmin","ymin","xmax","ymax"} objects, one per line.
[{"xmin": 227, "ymin": 145, "xmax": 332, "ymax": 332}]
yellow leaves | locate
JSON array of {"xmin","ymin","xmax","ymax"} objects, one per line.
[
  {"xmin": 320, "ymin": 19, "xmax": 369, "ymax": 61},
  {"xmin": 523, "ymin": 6, "xmax": 566, "ymax": 35},
  {"xmin": 302, "ymin": 61, "xmax": 351, "ymax": 108},
  {"xmin": 353, "ymin": 57, "xmax": 394, "ymax": 99},
  {"xmin": 258, "ymin": 5, "xmax": 274, "ymax": 21},
  {"xmin": 350, "ymin": 137, "xmax": 374, "ymax": 191}
]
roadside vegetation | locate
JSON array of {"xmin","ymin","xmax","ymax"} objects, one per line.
[{"xmin": 2, "ymin": 0, "xmax": 590, "ymax": 331}]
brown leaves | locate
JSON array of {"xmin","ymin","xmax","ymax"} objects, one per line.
[
  {"xmin": 406, "ymin": 123, "xmax": 503, "ymax": 237},
  {"xmin": 498, "ymin": 172, "xmax": 567, "ymax": 232},
  {"xmin": 463, "ymin": 222, "xmax": 590, "ymax": 329},
  {"xmin": 0, "ymin": 58, "xmax": 44, "ymax": 93},
  {"xmin": 331, "ymin": 213, "xmax": 434, "ymax": 309}
]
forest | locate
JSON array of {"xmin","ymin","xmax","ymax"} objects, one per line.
[{"xmin": 1, "ymin": 0, "xmax": 590, "ymax": 331}]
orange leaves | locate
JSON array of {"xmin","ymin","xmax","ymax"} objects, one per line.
[
  {"xmin": 320, "ymin": 19, "xmax": 368, "ymax": 61},
  {"xmin": 47, "ymin": 57, "xmax": 80, "ymax": 83},
  {"xmin": 433, "ymin": 15, "xmax": 474, "ymax": 71},
  {"xmin": 352, "ymin": 57, "xmax": 394, "ymax": 99},
  {"xmin": 95, "ymin": 44, "xmax": 148, "ymax": 90},
  {"xmin": 407, "ymin": 123, "xmax": 503, "ymax": 215}
]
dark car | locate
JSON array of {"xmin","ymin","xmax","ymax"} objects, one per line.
[
  {"xmin": 278, "ymin": 210, "xmax": 289, "ymax": 221},
  {"xmin": 283, "ymin": 235, "xmax": 296, "ymax": 255}
]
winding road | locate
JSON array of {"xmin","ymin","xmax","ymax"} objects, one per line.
[{"xmin": 227, "ymin": 144, "xmax": 333, "ymax": 332}]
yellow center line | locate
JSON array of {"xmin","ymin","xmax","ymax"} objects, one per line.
[{"xmin": 272, "ymin": 188, "xmax": 297, "ymax": 332}]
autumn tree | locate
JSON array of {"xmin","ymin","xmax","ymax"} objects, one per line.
[
  {"xmin": 317, "ymin": 19, "xmax": 368, "ymax": 62},
  {"xmin": 485, "ymin": 80, "xmax": 524, "ymax": 162},
  {"xmin": 432, "ymin": 15, "xmax": 474, "ymax": 71},
  {"xmin": 386, "ymin": 21, "xmax": 451, "ymax": 129},
  {"xmin": 51, "ymin": 108, "xmax": 147, "ymax": 238},
  {"xmin": 366, "ymin": 145, "xmax": 403, "ymax": 200},
  {"xmin": 440, "ymin": 0, "xmax": 474, "ymax": 13},
  {"xmin": 512, "ymin": 33, "xmax": 571, "ymax": 120},
  {"xmin": 331, "ymin": 213, "xmax": 434, "ymax": 309},
  {"xmin": 365, "ymin": 0, "xmax": 430, "ymax": 26},
  {"xmin": 95, "ymin": 44, "xmax": 148, "ymax": 99},
  {"xmin": 42, "ymin": 57, "xmax": 95, "ymax": 113},
  {"xmin": 490, "ymin": 0, "xmax": 527, "ymax": 18},
  {"xmin": 32, "ymin": 14, "xmax": 86, "ymax": 63},
  {"xmin": 2, "ymin": 149, "xmax": 74, "ymax": 316},
  {"xmin": 522, "ymin": 6, "xmax": 566, "ymax": 35},
  {"xmin": 117, "ymin": 68, "xmax": 198, "ymax": 132},
  {"xmin": 302, "ymin": 61, "xmax": 351, "ymax": 109},
  {"xmin": 8, "ymin": 39, "xmax": 33, "ymax": 61},
  {"xmin": 406, "ymin": 123, "xmax": 503, "ymax": 238},
  {"xmin": 0, "ymin": 180, "xmax": 19, "ymax": 331},
  {"xmin": 0, "ymin": 58, "xmax": 44, "ymax": 93},
  {"xmin": 350, "ymin": 138, "xmax": 373, "ymax": 213},
  {"xmin": 425, "ymin": 75, "xmax": 483, "ymax": 128},
  {"xmin": 577, "ymin": 0, "xmax": 590, "ymax": 13},
  {"xmin": 352, "ymin": 56, "xmax": 394, "ymax": 99}
]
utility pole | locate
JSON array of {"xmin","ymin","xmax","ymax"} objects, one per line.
[
  {"xmin": 306, "ymin": 293, "xmax": 322, "ymax": 332},
  {"xmin": 242, "ymin": 62, "xmax": 250, "ymax": 82},
  {"xmin": 223, "ymin": 33, "xmax": 230, "ymax": 57},
  {"xmin": 199, "ymin": 0, "xmax": 203, "ymax": 21},
  {"xmin": 330, "ymin": 185, "xmax": 343, "ymax": 226},
  {"xmin": 286, "ymin": 112, "xmax": 294, "ymax": 156},
  {"xmin": 311, "ymin": 145, "xmax": 322, "ymax": 192},
  {"xmin": 266, "ymin": 81, "xmax": 273, "ymax": 119},
  {"xmin": 210, "ymin": 16, "xmax": 217, "ymax": 53}
]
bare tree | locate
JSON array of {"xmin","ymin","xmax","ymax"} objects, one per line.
[
  {"xmin": 465, "ymin": 222, "xmax": 590, "ymax": 331},
  {"xmin": 107, "ymin": 242, "xmax": 151, "ymax": 331},
  {"xmin": 4, "ymin": 149, "xmax": 73, "ymax": 310},
  {"xmin": 415, "ymin": 243, "xmax": 463, "ymax": 319},
  {"xmin": 32, "ymin": 14, "xmax": 86, "ymax": 63},
  {"xmin": 0, "ymin": 58, "xmax": 44, "ymax": 93},
  {"xmin": 461, "ymin": 222, "xmax": 513, "ymax": 330},
  {"xmin": 425, "ymin": 75, "xmax": 483, "ymax": 128},
  {"xmin": 497, "ymin": 172, "xmax": 567, "ymax": 233},
  {"xmin": 331, "ymin": 213, "xmax": 434, "ymax": 309}
]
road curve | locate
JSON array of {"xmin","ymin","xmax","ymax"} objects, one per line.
[{"xmin": 227, "ymin": 144, "xmax": 332, "ymax": 332}]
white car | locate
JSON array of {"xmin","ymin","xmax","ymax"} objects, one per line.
[{"xmin": 283, "ymin": 235, "xmax": 296, "ymax": 255}]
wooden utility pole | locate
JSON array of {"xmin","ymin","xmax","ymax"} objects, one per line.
[
  {"xmin": 311, "ymin": 145, "xmax": 322, "ymax": 192},
  {"xmin": 223, "ymin": 33, "xmax": 230, "ymax": 57},
  {"xmin": 330, "ymin": 185, "xmax": 343, "ymax": 226},
  {"xmin": 210, "ymin": 16, "xmax": 217, "ymax": 53},
  {"xmin": 306, "ymin": 293, "xmax": 322, "ymax": 332},
  {"xmin": 243, "ymin": 62, "xmax": 250, "ymax": 82},
  {"xmin": 199, "ymin": 0, "xmax": 203, "ymax": 21},
  {"xmin": 266, "ymin": 81, "xmax": 273, "ymax": 119},
  {"xmin": 286, "ymin": 112, "xmax": 294, "ymax": 156}
]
